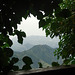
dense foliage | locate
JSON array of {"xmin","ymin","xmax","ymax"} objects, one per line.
[
  {"xmin": 54, "ymin": 0, "xmax": 75, "ymax": 65},
  {"xmin": 41, "ymin": 0, "xmax": 75, "ymax": 65},
  {"xmin": 0, "ymin": 0, "xmax": 75, "ymax": 74},
  {"xmin": 22, "ymin": 56, "xmax": 33, "ymax": 70}
]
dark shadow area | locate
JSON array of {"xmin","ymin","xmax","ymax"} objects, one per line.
[
  {"xmin": 8, "ymin": 65, "xmax": 75, "ymax": 75},
  {"xmin": 22, "ymin": 56, "xmax": 33, "ymax": 70}
]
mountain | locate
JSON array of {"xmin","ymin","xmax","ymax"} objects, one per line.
[
  {"xmin": 11, "ymin": 43, "xmax": 33, "ymax": 52},
  {"xmin": 11, "ymin": 36, "xmax": 59, "ymax": 52},
  {"xmin": 13, "ymin": 45, "xmax": 62, "ymax": 69}
]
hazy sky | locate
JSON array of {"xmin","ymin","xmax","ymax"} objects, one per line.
[
  {"xmin": 10, "ymin": 14, "xmax": 59, "ymax": 48},
  {"xmin": 18, "ymin": 14, "xmax": 46, "ymax": 37}
]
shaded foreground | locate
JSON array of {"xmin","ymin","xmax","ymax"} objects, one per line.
[{"xmin": 8, "ymin": 65, "xmax": 75, "ymax": 75}]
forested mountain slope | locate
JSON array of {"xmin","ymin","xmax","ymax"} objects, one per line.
[{"xmin": 13, "ymin": 45, "xmax": 62, "ymax": 69}]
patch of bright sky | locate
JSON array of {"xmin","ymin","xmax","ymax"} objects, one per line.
[
  {"xmin": 10, "ymin": 14, "xmax": 59, "ymax": 48},
  {"xmin": 10, "ymin": 14, "xmax": 59, "ymax": 43},
  {"xmin": 17, "ymin": 14, "xmax": 46, "ymax": 37}
]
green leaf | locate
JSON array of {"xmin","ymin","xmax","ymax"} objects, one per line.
[
  {"xmin": 11, "ymin": 57, "xmax": 19, "ymax": 64},
  {"xmin": 7, "ymin": 38, "xmax": 13, "ymax": 47},
  {"xmin": 59, "ymin": 9, "xmax": 71, "ymax": 18},
  {"xmin": 71, "ymin": 60, "xmax": 75, "ymax": 64},
  {"xmin": 63, "ymin": 59, "xmax": 70, "ymax": 65},
  {"xmin": 52, "ymin": 62, "xmax": 60, "ymax": 67},
  {"xmin": 22, "ymin": 56, "xmax": 33, "ymax": 65},
  {"xmin": 45, "ymin": 29, "xmax": 50, "ymax": 37},
  {"xmin": 22, "ymin": 65, "xmax": 32, "ymax": 70},
  {"xmin": 18, "ymin": 35, "xmax": 23, "ymax": 44},
  {"xmin": 20, "ymin": 31, "xmax": 26, "ymax": 37},
  {"xmin": 13, "ymin": 65, "xmax": 19, "ymax": 71},
  {"xmin": 39, "ymin": 20, "xmax": 46, "ymax": 28},
  {"xmin": 0, "ymin": 40, "xmax": 3, "ymax": 46},
  {"xmin": 4, "ymin": 48, "xmax": 13, "ymax": 57},
  {"xmin": 14, "ymin": 30, "xmax": 26, "ymax": 44},
  {"xmin": 3, "ymin": 35, "xmax": 13, "ymax": 47},
  {"xmin": 38, "ymin": 62, "xmax": 43, "ymax": 68},
  {"xmin": 22, "ymin": 56, "xmax": 33, "ymax": 70},
  {"xmin": 37, "ymin": 12, "xmax": 44, "ymax": 20}
]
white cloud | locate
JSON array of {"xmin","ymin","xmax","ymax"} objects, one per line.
[{"xmin": 17, "ymin": 14, "xmax": 46, "ymax": 36}]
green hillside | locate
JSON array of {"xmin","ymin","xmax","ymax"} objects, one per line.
[{"xmin": 13, "ymin": 45, "xmax": 63, "ymax": 69}]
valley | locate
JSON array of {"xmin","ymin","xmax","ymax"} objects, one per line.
[{"xmin": 13, "ymin": 45, "xmax": 63, "ymax": 69}]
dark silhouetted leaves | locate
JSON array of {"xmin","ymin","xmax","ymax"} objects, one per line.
[
  {"xmin": 22, "ymin": 56, "xmax": 33, "ymax": 70},
  {"xmin": 14, "ymin": 30, "xmax": 26, "ymax": 44},
  {"xmin": 39, "ymin": 20, "xmax": 46, "ymax": 28},
  {"xmin": 63, "ymin": 59, "xmax": 71, "ymax": 65},
  {"xmin": 4, "ymin": 48, "xmax": 13, "ymax": 57},
  {"xmin": 59, "ymin": 9, "xmax": 71, "ymax": 18},
  {"xmin": 38, "ymin": 62, "xmax": 43, "ymax": 68},
  {"xmin": 3, "ymin": 36, "xmax": 13, "ymax": 47},
  {"xmin": 7, "ymin": 38, "xmax": 13, "ymax": 47},
  {"xmin": 22, "ymin": 56, "xmax": 33, "ymax": 65},
  {"xmin": 11, "ymin": 57, "xmax": 19, "ymax": 64},
  {"xmin": 0, "ymin": 40, "xmax": 3, "ymax": 46},
  {"xmin": 71, "ymin": 60, "xmax": 75, "ymax": 65},
  {"xmin": 45, "ymin": 29, "xmax": 50, "ymax": 37},
  {"xmin": 37, "ymin": 12, "xmax": 44, "ymax": 20},
  {"xmin": 22, "ymin": 65, "xmax": 32, "ymax": 70},
  {"xmin": 52, "ymin": 62, "xmax": 60, "ymax": 67},
  {"xmin": 12, "ymin": 65, "xmax": 19, "ymax": 71}
]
